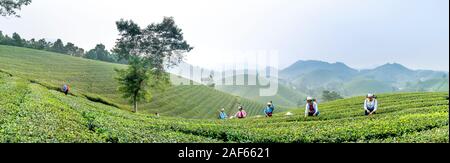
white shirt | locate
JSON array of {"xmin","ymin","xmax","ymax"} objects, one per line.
[
  {"xmin": 305, "ymin": 102, "xmax": 319, "ymax": 115},
  {"xmin": 364, "ymin": 99, "xmax": 378, "ymax": 111}
]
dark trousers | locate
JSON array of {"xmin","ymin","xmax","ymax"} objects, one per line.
[
  {"xmin": 308, "ymin": 111, "xmax": 320, "ymax": 116},
  {"xmin": 365, "ymin": 108, "xmax": 375, "ymax": 115}
]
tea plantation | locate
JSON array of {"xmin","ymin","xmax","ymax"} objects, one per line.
[
  {"xmin": 0, "ymin": 71, "xmax": 448, "ymax": 143},
  {"xmin": 0, "ymin": 45, "xmax": 283, "ymax": 119},
  {"xmin": 0, "ymin": 45, "xmax": 448, "ymax": 143}
]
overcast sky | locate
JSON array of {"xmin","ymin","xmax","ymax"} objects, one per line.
[{"xmin": 0, "ymin": 0, "xmax": 448, "ymax": 71}]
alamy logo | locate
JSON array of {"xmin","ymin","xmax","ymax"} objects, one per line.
[{"xmin": 170, "ymin": 51, "xmax": 280, "ymax": 96}]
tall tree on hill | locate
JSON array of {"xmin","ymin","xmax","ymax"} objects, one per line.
[
  {"xmin": 64, "ymin": 42, "xmax": 77, "ymax": 56},
  {"xmin": 96, "ymin": 44, "xmax": 111, "ymax": 62},
  {"xmin": 0, "ymin": 30, "xmax": 88, "ymax": 58},
  {"xmin": 74, "ymin": 47, "xmax": 85, "ymax": 57},
  {"xmin": 0, "ymin": 32, "xmax": 14, "ymax": 47},
  {"xmin": 113, "ymin": 17, "xmax": 193, "ymax": 113},
  {"xmin": 50, "ymin": 39, "xmax": 66, "ymax": 54},
  {"xmin": 26, "ymin": 38, "xmax": 36, "ymax": 49},
  {"xmin": 0, "ymin": 31, "xmax": 7, "ymax": 45},
  {"xmin": 0, "ymin": 0, "xmax": 32, "ymax": 17},
  {"xmin": 36, "ymin": 38, "xmax": 50, "ymax": 50},
  {"xmin": 0, "ymin": 31, "xmax": 4, "ymax": 42},
  {"xmin": 322, "ymin": 90, "xmax": 343, "ymax": 102},
  {"xmin": 1, "ymin": 34, "xmax": 12, "ymax": 45},
  {"xmin": 11, "ymin": 32, "xmax": 24, "ymax": 46},
  {"xmin": 85, "ymin": 44, "xmax": 114, "ymax": 62}
]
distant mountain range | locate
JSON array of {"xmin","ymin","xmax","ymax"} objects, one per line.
[
  {"xmin": 280, "ymin": 60, "xmax": 448, "ymax": 97},
  {"xmin": 170, "ymin": 60, "xmax": 449, "ymax": 107}
]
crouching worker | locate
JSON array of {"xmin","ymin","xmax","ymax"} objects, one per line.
[
  {"xmin": 364, "ymin": 94, "xmax": 378, "ymax": 116},
  {"xmin": 305, "ymin": 97, "xmax": 320, "ymax": 117},
  {"xmin": 218, "ymin": 108, "xmax": 228, "ymax": 120},
  {"xmin": 235, "ymin": 106, "xmax": 247, "ymax": 119},
  {"xmin": 62, "ymin": 84, "xmax": 70, "ymax": 95},
  {"xmin": 264, "ymin": 101, "xmax": 275, "ymax": 117}
]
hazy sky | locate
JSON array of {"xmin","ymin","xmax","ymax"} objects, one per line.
[{"xmin": 1, "ymin": 0, "xmax": 448, "ymax": 71}]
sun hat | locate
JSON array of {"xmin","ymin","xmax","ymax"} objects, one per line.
[
  {"xmin": 306, "ymin": 97, "xmax": 313, "ymax": 101},
  {"xmin": 285, "ymin": 112, "xmax": 294, "ymax": 116}
]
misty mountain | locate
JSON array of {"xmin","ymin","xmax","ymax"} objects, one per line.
[
  {"xmin": 280, "ymin": 60, "xmax": 449, "ymax": 97},
  {"xmin": 357, "ymin": 63, "xmax": 416, "ymax": 84},
  {"xmin": 169, "ymin": 60, "xmax": 448, "ymax": 107},
  {"xmin": 280, "ymin": 60, "xmax": 358, "ymax": 80}
]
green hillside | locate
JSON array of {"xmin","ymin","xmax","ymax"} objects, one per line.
[
  {"xmin": 290, "ymin": 69, "xmax": 348, "ymax": 88},
  {"xmin": 0, "ymin": 45, "xmax": 271, "ymax": 119},
  {"xmin": 358, "ymin": 63, "xmax": 416, "ymax": 84},
  {"xmin": 280, "ymin": 60, "xmax": 357, "ymax": 80},
  {"xmin": 1, "ymin": 71, "xmax": 448, "ymax": 143},
  {"xmin": 215, "ymin": 74, "xmax": 306, "ymax": 107},
  {"xmin": 343, "ymin": 79, "xmax": 395, "ymax": 95},
  {"xmin": 145, "ymin": 85, "xmax": 270, "ymax": 118},
  {"xmin": 405, "ymin": 78, "xmax": 449, "ymax": 92}
]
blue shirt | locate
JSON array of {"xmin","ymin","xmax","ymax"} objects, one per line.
[
  {"xmin": 218, "ymin": 112, "xmax": 228, "ymax": 119},
  {"xmin": 264, "ymin": 105, "xmax": 275, "ymax": 114}
]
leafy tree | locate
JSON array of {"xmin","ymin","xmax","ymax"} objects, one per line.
[
  {"xmin": 74, "ymin": 47, "xmax": 85, "ymax": 57},
  {"xmin": 322, "ymin": 90, "xmax": 343, "ymax": 102},
  {"xmin": 111, "ymin": 53, "xmax": 128, "ymax": 64},
  {"xmin": 25, "ymin": 38, "xmax": 36, "ymax": 48},
  {"xmin": 64, "ymin": 42, "xmax": 77, "ymax": 56},
  {"xmin": 85, "ymin": 44, "xmax": 114, "ymax": 62},
  {"xmin": 85, "ymin": 49, "xmax": 97, "ymax": 60},
  {"xmin": 0, "ymin": 30, "xmax": 131, "ymax": 64},
  {"xmin": 0, "ymin": 30, "xmax": 91, "ymax": 59},
  {"xmin": 113, "ymin": 17, "xmax": 193, "ymax": 112},
  {"xmin": 115, "ymin": 56, "xmax": 171, "ymax": 112},
  {"xmin": 50, "ymin": 39, "xmax": 66, "ymax": 54},
  {"xmin": 115, "ymin": 57, "xmax": 157, "ymax": 112},
  {"xmin": 0, "ymin": 31, "xmax": 7, "ymax": 45},
  {"xmin": 36, "ymin": 38, "xmax": 50, "ymax": 50},
  {"xmin": 12, "ymin": 32, "xmax": 24, "ymax": 46},
  {"xmin": 1, "ymin": 34, "xmax": 12, "ymax": 45},
  {"xmin": 0, "ymin": 0, "xmax": 32, "ymax": 17},
  {"xmin": 95, "ymin": 44, "xmax": 112, "ymax": 62},
  {"xmin": 0, "ymin": 31, "xmax": 4, "ymax": 42}
]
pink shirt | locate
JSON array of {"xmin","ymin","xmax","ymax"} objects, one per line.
[{"xmin": 235, "ymin": 110, "xmax": 247, "ymax": 118}]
